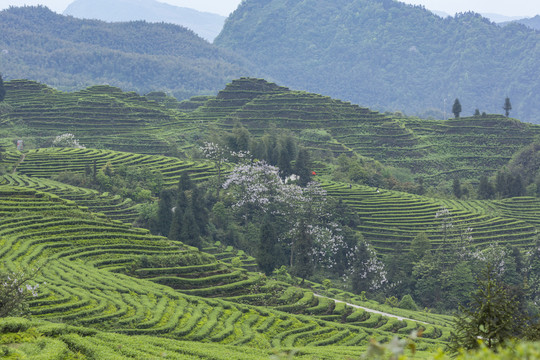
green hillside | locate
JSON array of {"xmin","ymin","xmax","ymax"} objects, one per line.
[
  {"xmin": 0, "ymin": 6, "xmax": 258, "ymax": 99},
  {"xmin": 0, "ymin": 183, "xmax": 452, "ymax": 358},
  {"xmin": 187, "ymin": 78, "xmax": 540, "ymax": 185},
  {"xmin": 2, "ymin": 77, "xmax": 539, "ymax": 186},
  {"xmin": 215, "ymin": 0, "xmax": 540, "ymax": 123}
]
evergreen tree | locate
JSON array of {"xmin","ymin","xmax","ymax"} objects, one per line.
[
  {"xmin": 409, "ymin": 232, "xmax": 431, "ymax": 263},
  {"xmin": 503, "ymin": 97, "xmax": 512, "ymax": 117},
  {"xmin": 474, "ymin": 109, "xmax": 480, "ymax": 116},
  {"xmin": 452, "ymin": 178, "xmax": 462, "ymax": 199},
  {"xmin": 180, "ymin": 205, "xmax": 201, "ymax": 248},
  {"xmin": 412, "ymin": 253, "xmax": 441, "ymax": 307},
  {"xmin": 277, "ymin": 143, "xmax": 293, "ymax": 179},
  {"xmin": 157, "ymin": 188, "xmax": 175, "ymax": 237},
  {"xmin": 509, "ymin": 173, "xmax": 525, "ymax": 197},
  {"xmin": 257, "ymin": 216, "xmax": 281, "ymax": 275},
  {"xmin": 191, "ymin": 186, "xmax": 208, "ymax": 235},
  {"xmin": 169, "ymin": 191, "xmax": 187, "ymax": 241},
  {"xmin": 444, "ymin": 261, "xmax": 474, "ymax": 308},
  {"xmin": 0, "ymin": 74, "xmax": 5, "ymax": 102},
  {"xmin": 177, "ymin": 171, "xmax": 193, "ymax": 193},
  {"xmin": 294, "ymin": 148, "xmax": 312, "ymax": 186},
  {"xmin": 292, "ymin": 219, "xmax": 313, "ymax": 283},
  {"xmin": 478, "ymin": 175, "xmax": 494, "ymax": 199},
  {"xmin": 452, "ymin": 98, "xmax": 462, "ymax": 118},
  {"xmin": 449, "ymin": 264, "xmax": 524, "ymax": 352}
]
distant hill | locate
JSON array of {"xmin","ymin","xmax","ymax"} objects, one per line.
[
  {"xmin": 500, "ymin": 15, "xmax": 540, "ymax": 31},
  {"xmin": 64, "ymin": 0, "xmax": 226, "ymax": 42},
  {"xmin": 0, "ymin": 6, "xmax": 259, "ymax": 99},
  {"xmin": 215, "ymin": 0, "xmax": 540, "ymax": 123}
]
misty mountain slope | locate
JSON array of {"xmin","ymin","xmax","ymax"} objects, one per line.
[
  {"xmin": 64, "ymin": 0, "xmax": 225, "ymax": 42},
  {"xmin": 214, "ymin": 0, "xmax": 540, "ymax": 123},
  {"xmin": 0, "ymin": 6, "xmax": 258, "ymax": 99},
  {"xmin": 501, "ymin": 15, "xmax": 540, "ymax": 31}
]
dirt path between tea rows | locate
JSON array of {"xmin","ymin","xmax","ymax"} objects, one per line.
[{"xmin": 314, "ymin": 294, "xmax": 429, "ymax": 324}]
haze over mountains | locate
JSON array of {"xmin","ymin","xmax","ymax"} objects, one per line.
[
  {"xmin": 215, "ymin": 0, "xmax": 540, "ymax": 123},
  {"xmin": 0, "ymin": 6, "xmax": 258, "ymax": 99},
  {"xmin": 63, "ymin": 0, "xmax": 226, "ymax": 41},
  {"xmin": 1, "ymin": 0, "xmax": 539, "ymax": 123}
]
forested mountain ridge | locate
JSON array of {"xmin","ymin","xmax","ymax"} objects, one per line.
[
  {"xmin": 215, "ymin": 0, "xmax": 540, "ymax": 123},
  {"xmin": 64, "ymin": 0, "xmax": 226, "ymax": 41},
  {"xmin": 0, "ymin": 6, "xmax": 259, "ymax": 99},
  {"xmin": 501, "ymin": 15, "xmax": 540, "ymax": 30}
]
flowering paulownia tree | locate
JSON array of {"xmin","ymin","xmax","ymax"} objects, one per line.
[
  {"xmin": 0, "ymin": 269, "xmax": 42, "ymax": 317},
  {"xmin": 52, "ymin": 133, "xmax": 85, "ymax": 149},
  {"xmin": 223, "ymin": 161, "xmax": 351, "ymax": 273},
  {"xmin": 349, "ymin": 238, "xmax": 388, "ymax": 292}
]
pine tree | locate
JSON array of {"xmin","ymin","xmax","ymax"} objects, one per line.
[
  {"xmin": 177, "ymin": 171, "xmax": 193, "ymax": 193},
  {"xmin": 257, "ymin": 216, "xmax": 280, "ymax": 275},
  {"xmin": 294, "ymin": 148, "xmax": 312, "ymax": 187},
  {"xmin": 478, "ymin": 175, "xmax": 494, "ymax": 199},
  {"xmin": 452, "ymin": 178, "xmax": 462, "ymax": 199},
  {"xmin": 190, "ymin": 186, "xmax": 208, "ymax": 235},
  {"xmin": 169, "ymin": 191, "xmax": 187, "ymax": 241},
  {"xmin": 157, "ymin": 188, "xmax": 175, "ymax": 237},
  {"xmin": 277, "ymin": 143, "xmax": 293, "ymax": 179},
  {"xmin": 503, "ymin": 97, "xmax": 512, "ymax": 117},
  {"xmin": 180, "ymin": 205, "xmax": 201, "ymax": 248},
  {"xmin": 452, "ymin": 98, "xmax": 462, "ymax": 118},
  {"xmin": 292, "ymin": 220, "xmax": 313, "ymax": 283}
]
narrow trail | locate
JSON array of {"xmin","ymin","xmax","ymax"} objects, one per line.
[
  {"xmin": 12, "ymin": 153, "xmax": 26, "ymax": 174},
  {"xmin": 314, "ymin": 294, "xmax": 429, "ymax": 324}
]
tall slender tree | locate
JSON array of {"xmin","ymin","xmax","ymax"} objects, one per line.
[
  {"xmin": 452, "ymin": 98, "xmax": 462, "ymax": 118},
  {"xmin": 294, "ymin": 148, "xmax": 312, "ymax": 186},
  {"xmin": 292, "ymin": 219, "xmax": 313, "ymax": 283},
  {"xmin": 503, "ymin": 97, "xmax": 512, "ymax": 117},
  {"xmin": 257, "ymin": 215, "xmax": 281, "ymax": 275},
  {"xmin": 157, "ymin": 188, "xmax": 175, "ymax": 237}
]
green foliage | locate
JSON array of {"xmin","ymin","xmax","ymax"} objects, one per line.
[
  {"xmin": 384, "ymin": 296, "xmax": 399, "ymax": 308},
  {"xmin": 0, "ymin": 268, "xmax": 42, "ymax": 318},
  {"xmin": 257, "ymin": 215, "xmax": 281, "ymax": 275},
  {"xmin": 449, "ymin": 264, "xmax": 526, "ymax": 352},
  {"xmin": 453, "ymin": 99, "xmax": 462, "ymax": 119},
  {"xmin": 398, "ymin": 295, "xmax": 418, "ymax": 311},
  {"xmin": 409, "ymin": 232, "xmax": 431, "ymax": 263},
  {"xmin": 291, "ymin": 220, "xmax": 314, "ymax": 282}
]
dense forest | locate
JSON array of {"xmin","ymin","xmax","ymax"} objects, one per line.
[
  {"xmin": 0, "ymin": 6, "xmax": 259, "ymax": 99},
  {"xmin": 215, "ymin": 0, "xmax": 540, "ymax": 123}
]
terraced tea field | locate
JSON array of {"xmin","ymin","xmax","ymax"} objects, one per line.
[
  {"xmin": 6, "ymin": 147, "xmax": 223, "ymax": 187},
  {"xmin": 3, "ymin": 77, "xmax": 539, "ymax": 185},
  {"xmin": 1, "ymin": 80, "xmax": 189, "ymax": 155},
  {"xmin": 321, "ymin": 182, "xmax": 539, "ymax": 253},
  {"xmin": 0, "ymin": 184, "xmax": 450, "ymax": 358}
]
